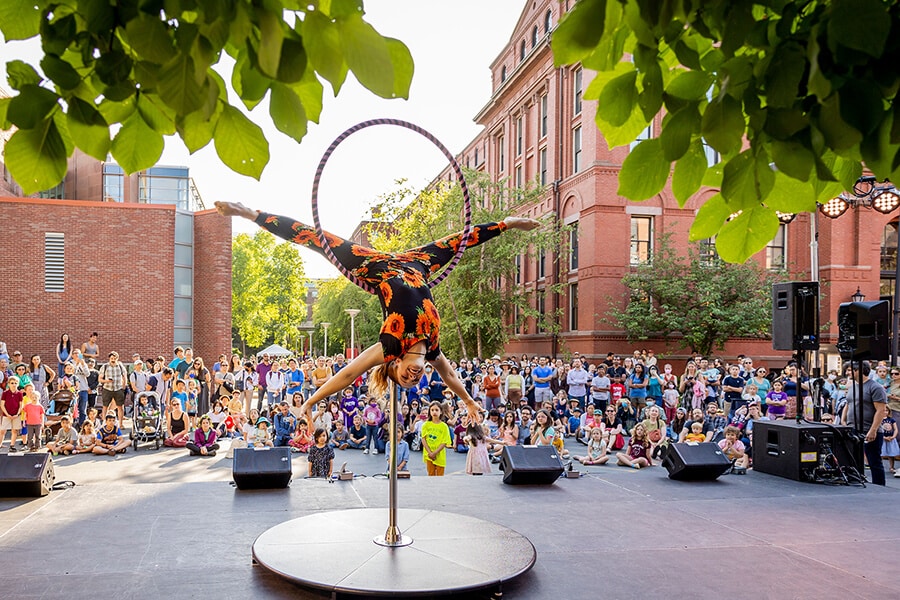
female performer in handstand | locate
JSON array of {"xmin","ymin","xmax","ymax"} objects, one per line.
[{"xmin": 215, "ymin": 201, "xmax": 538, "ymax": 418}]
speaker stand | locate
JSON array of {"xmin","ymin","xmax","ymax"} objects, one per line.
[{"xmin": 251, "ymin": 384, "xmax": 536, "ymax": 596}]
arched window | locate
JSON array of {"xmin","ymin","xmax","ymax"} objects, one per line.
[
  {"xmin": 881, "ymin": 219, "xmax": 899, "ymax": 298},
  {"xmin": 544, "ymin": 9, "xmax": 553, "ymax": 34},
  {"xmin": 531, "ymin": 25, "xmax": 538, "ymax": 48},
  {"xmin": 520, "ymin": 39, "xmax": 526, "ymax": 61}
]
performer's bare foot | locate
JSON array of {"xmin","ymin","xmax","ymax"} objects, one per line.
[
  {"xmin": 215, "ymin": 201, "xmax": 259, "ymax": 221},
  {"xmin": 503, "ymin": 216, "xmax": 540, "ymax": 231}
]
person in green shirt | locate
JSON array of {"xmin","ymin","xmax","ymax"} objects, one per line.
[{"xmin": 421, "ymin": 401, "xmax": 451, "ymax": 476}]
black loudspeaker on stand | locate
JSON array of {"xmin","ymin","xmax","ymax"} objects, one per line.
[
  {"xmin": 836, "ymin": 300, "xmax": 890, "ymax": 360},
  {"xmin": 662, "ymin": 443, "xmax": 732, "ymax": 481},
  {"xmin": 752, "ymin": 420, "xmax": 863, "ymax": 482},
  {"xmin": 772, "ymin": 281, "xmax": 820, "ymax": 351},
  {"xmin": 499, "ymin": 446, "xmax": 564, "ymax": 485},
  {"xmin": 0, "ymin": 453, "xmax": 55, "ymax": 497},
  {"xmin": 232, "ymin": 447, "xmax": 292, "ymax": 490}
]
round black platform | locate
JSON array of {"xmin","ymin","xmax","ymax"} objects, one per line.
[{"xmin": 252, "ymin": 508, "xmax": 536, "ymax": 596}]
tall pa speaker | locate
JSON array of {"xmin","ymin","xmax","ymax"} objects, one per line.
[
  {"xmin": 232, "ymin": 447, "xmax": 292, "ymax": 490},
  {"xmin": 0, "ymin": 453, "xmax": 55, "ymax": 497},
  {"xmin": 499, "ymin": 446, "xmax": 564, "ymax": 485},
  {"xmin": 836, "ymin": 300, "xmax": 890, "ymax": 360},
  {"xmin": 662, "ymin": 443, "xmax": 732, "ymax": 481},
  {"xmin": 772, "ymin": 281, "xmax": 820, "ymax": 351}
]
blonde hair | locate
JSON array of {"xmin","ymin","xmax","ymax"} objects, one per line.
[{"xmin": 369, "ymin": 363, "xmax": 391, "ymax": 401}]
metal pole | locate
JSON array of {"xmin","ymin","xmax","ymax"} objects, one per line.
[
  {"xmin": 375, "ymin": 382, "xmax": 412, "ymax": 547},
  {"xmin": 893, "ymin": 233, "xmax": 900, "ymax": 367}
]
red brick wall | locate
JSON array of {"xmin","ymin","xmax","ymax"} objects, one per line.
[
  {"xmin": 193, "ymin": 209, "xmax": 233, "ymax": 363},
  {"xmin": 0, "ymin": 197, "xmax": 175, "ymax": 362}
]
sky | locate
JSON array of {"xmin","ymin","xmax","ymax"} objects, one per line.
[{"xmin": 2, "ymin": 1, "xmax": 525, "ymax": 279}]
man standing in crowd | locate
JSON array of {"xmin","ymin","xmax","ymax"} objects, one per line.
[
  {"xmin": 256, "ymin": 353, "xmax": 272, "ymax": 409},
  {"xmin": 532, "ymin": 356, "xmax": 555, "ymax": 406},
  {"xmin": 843, "ymin": 361, "xmax": 888, "ymax": 486},
  {"xmin": 591, "ymin": 364, "xmax": 611, "ymax": 413},
  {"xmin": 567, "ymin": 358, "xmax": 590, "ymax": 410},
  {"xmin": 99, "ymin": 351, "xmax": 128, "ymax": 429}
]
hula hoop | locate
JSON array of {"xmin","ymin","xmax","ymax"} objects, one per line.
[{"xmin": 311, "ymin": 119, "xmax": 472, "ymax": 295}]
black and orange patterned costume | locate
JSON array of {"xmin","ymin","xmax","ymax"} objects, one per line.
[{"xmin": 256, "ymin": 212, "xmax": 508, "ymax": 363}]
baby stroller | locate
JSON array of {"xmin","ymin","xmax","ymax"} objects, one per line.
[
  {"xmin": 132, "ymin": 391, "xmax": 163, "ymax": 451},
  {"xmin": 43, "ymin": 389, "xmax": 76, "ymax": 444}
]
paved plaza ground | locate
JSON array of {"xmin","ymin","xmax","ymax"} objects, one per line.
[{"xmin": 3, "ymin": 437, "xmax": 900, "ymax": 599}]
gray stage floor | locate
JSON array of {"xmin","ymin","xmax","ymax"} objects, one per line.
[{"xmin": 2, "ymin": 439, "xmax": 900, "ymax": 600}]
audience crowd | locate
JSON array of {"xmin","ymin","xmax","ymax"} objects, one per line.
[{"xmin": 2, "ymin": 336, "xmax": 898, "ymax": 480}]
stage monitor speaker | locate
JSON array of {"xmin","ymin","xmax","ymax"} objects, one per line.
[
  {"xmin": 836, "ymin": 300, "xmax": 890, "ymax": 360},
  {"xmin": 499, "ymin": 446, "xmax": 564, "ymax": 485},
  {"xmin": 772, "ymin": 281, "xmax": 820, "ymax": 351},
  {"xmin": 232, "ymin": 447, "xmax": 292, "ymax": 490},
  {"xmin": 0, "ymin": 453, "xmax": 55, "ymax": 497},
  {"xmin": 662, "ymin": 443, "xmax": 732, "ymax": 481},
  {"xmin": 752, "ymin": 420, "xmax": 862, "ymax": 482}
]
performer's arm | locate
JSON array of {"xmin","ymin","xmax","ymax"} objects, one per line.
[
  {"xmin": 431, "ymin": 353, "xmax": 479, "ymax": 420},
  {"xmin": 301, "ymin": 344, "xmax": 383, "ymax": 416}
]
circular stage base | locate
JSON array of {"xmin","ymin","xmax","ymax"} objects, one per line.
[{"xmin": 252, "ymin": 508, "xmax": 536, "ymax": 597}]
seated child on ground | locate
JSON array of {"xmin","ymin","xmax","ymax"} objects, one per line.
[
  {"xmin": 573, "ymin": 427, "xmax": 610, "ymax": 465},
  {"xmin": 684, "ymin": 421, "xmax": 707, "ymax": 443},
  {"xmin": 718, "ymin": 425, "xmax": 749, "ymax": 470}
]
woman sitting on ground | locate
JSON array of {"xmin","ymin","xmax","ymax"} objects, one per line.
[
  {"xmin": 165, "ymin": 399, "xmax": 191, "ymax": 447},
  {"xmin": 186, "ymin": 415, "xmax": 220, "ymax": 457}
]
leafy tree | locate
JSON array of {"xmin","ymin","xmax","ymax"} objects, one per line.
[
  {"xmin": 231, "ymin": 230, "xmax": 307, "ymax": 355},
  {"xmin": 608, "ymin": 232, "xmax": 784, "ymax": 356},
  {"xmin": 0, "ymin": 0, "xmax": 412, "ymax": 194},
  {"xmin": 360, "ymin": 171, "xmax": 567, "ymax": 359},
  {"xmin": 552, "ymin": 0, "xmax": 899, "ymax": 263},
  {"xmin": 311, "ymin": 277, "xmax": 381, "ymax": 357}
]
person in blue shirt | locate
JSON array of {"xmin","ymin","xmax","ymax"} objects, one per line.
[
  {"xmin": 285, "ymin": 358, "xmax": 305, "ymax": 398},
  {"xmin": 386, "ymin": 424, "xmax": 410, "ymax": 472},
  {"xmin": 532, "ymin": 356, "xmax": 555, "ymax": 406},
  {"xmin": 273, "ymin": 402, "xmax": 297, "ymax": 447}
]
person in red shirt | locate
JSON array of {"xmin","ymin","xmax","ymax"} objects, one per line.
[
  {"xmin": 22, "ymin": 384, "xmax": 46, "ymax": 452},
  {"xmin": 0, "ymin": 375, "xmax": 24, "ymax": 452}
]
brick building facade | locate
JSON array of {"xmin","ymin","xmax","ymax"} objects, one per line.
[{"xmin": 431, "ymin": 0, "xmax": 897, "ymax": 367}]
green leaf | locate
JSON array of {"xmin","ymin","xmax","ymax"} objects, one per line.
[
  {"xmin": 0, "ymin": 0, "xmax": 42, "ymax": 41},
  {"xmin": 551, "ymin": 0, "xmax": 608, "ymax": 66},
  {"xmin": 111, "ymin": 112, "xmax": 164, "ymax": 174},
  {"xmin": 0, "ymin": 97, "xmax": 9, "ymax": 128},
  {"xmin": 40, "ymin": 54, "xmax": 81, "ymax": 90},
  {"xmin": 158, "ymin": 53, "xmax": 206, "ymax": 114},
  {"xmin": 291, "ymin": 67, "xmax": 324, "ymax": 123},
  {"xmin": 303, "ymin": 11, "xmax": 347, "ymax": 95},
  {"xmin": 4, "ymin": 118, "xmax": 68, "ymax": 196},
  {"xmin": 6, "ymin": 60, "xmax": 42, "ymax": 90},
  {"xmin": 256, "ymin": 8, "xmax": 284, "ymax": 78},
  {"xmin": 618, "ymin": 138, "xmax": 670, "ymax": 201},
  {"xmin": 701, "ymin": 94, "xmax": 744, "ymax": 155},
  {"xmin": 828, "ymin": 0, "xmax": 889, "ymax": 58},
  {"xmin": 269, "ymin": 83, "xmax": 308, "ymax": 143},
  {"xmin": 596, "ymin": 68, "xmax": 637, "ymax": 126},
  {"xmin": 178, "ymin": 106, "xmax": 220, "ymax": 154},
  {"xmin": 137, "ymin": 94, "xmax": 177, "ymax": 135},
  {"xmin": 124, "ymin": 14, "xmax": 177, "ymax": 64},
  {"xmin": 67, "ymin": 98, "xmax": 110, "ymax": 160},
  {"xmin": 214, "ymin": 104, "xmax": 270, "ymax": 179},
  {"xmin": 721, "ymin": 149, "xmax": 775, "ymax": 208},
  {"xmin": 764, "ymin": 42, "xmax": 806, "ymax": 108},
  {"xmin": 816, "ymin": 95, "xmax": 863, "ymax": 151},
  {"xmin": 7, "ymin": 85, "xmax": 59, "ymax": 129},
  {"xmin": 339, "ymin": 14, "xmax": 394, "ymax": 98},
  {"xmin": 665, "ymin": 70, "xmax": 712, "ymax": 100},
  {"xmin": 276, "ymin": 38, "xmax": 307, "ymax": 83},
  {"xmin": 98, "ymin": 97, "xmax": 136, "ymax": 125},
  {"xmin": 385, "ymin": 37, "xmax": 414, "ymax": 100},
  {"xmin": 660, "ymin": 106, "xmax": 699, "ymax": 161},
  {"xmin": 715, "ymin": 207, "xmax": 779, "ymax": 264},
  {"xmin": 672, "ymin": 141, "xmax": 707, "ymax": 205},
  {"xmin": 689, "ymin": 193, "xmax": 730, "ymax": 241},
  {"xmin": 233, "ymin": 53, "xmax": 271, "ymax": 110},
  {"xmin": 770, "ymin": 139, "xmax": 813, "ymax": 181},
  {"xmin": 765, "ymin": 172, "xmax": 818, "ymax": 214}
]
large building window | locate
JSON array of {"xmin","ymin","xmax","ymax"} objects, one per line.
[
  {"xmin": 631, "ymin": 122, "xmax": 653, "ymax": 150},
  {"xmin": 574, "ymin": 68, "xmax": 583, "ymax": 115},
  {"xmin": 515, "ymin": 165, "xmax": 523, "ymax": 189},
  {"xmin": 539, "ymin": 147, "xmax": 548, "ymax": 185},
  {"xmin": 881, "ymin": 219, "xmax": 898, "ymax": 298},
  {"xmin": 569, "ymin": 283, "xmax": 578, "ymax": 330},
  {"xmin": 515, "ymin": 254, "xmax": 522, "ymax": 284},
  {"xmin": 531, "ymin": 25, "xmax": 538, "ymax": 48},
  {"xmin": 37, "ymin": 182, "xmax": 65, "ymax": 199},
  {"xmin": 630, "ymin": 216, "xmax": 653, "ymax": 265},
  {"xmin": 516, "ymin": 117, "xmax": 523, "ymax": 156},
  {"xmin": 520, "ymin": 39, "xmax": 526, "ymax": 61},
  {"xmin": 103, "ymin": 163, "xmax": 124, "ymax": 202},
  {"xmin": 544, "ymin": 9, "xmax": 553, "ymax": 34},
  {"xmin": 766, "ymin": 224, "xmax": 787, "ymax": 270},
  {"xmin": 540, "ymin": 95, "xmax": 548, "ymax": 137},
  {"xmin": 569, "ymin": 222, "xmax": 579, "ymax": 271},
  {"xmin": 498, "ymin": 135, "xmax": 505, "ymax": 171},
  {"xmin": 538, "ymin": 247, "xmax": 546, "ymax": 279},
  {"xmin": 139, "ymin": 166, "xmax": 190, "ymax": 210},
  {"xmin": 44, "ymin": 232, "xmax": 64, "ymax": 293},
  {"xmin": 501, "ymin": 65, "xmax": 507, "ymax": 83},
  {"xmin": 703, "ymin": 142, "xmax": 721, "ymax": 167},
  {"xmin": 573, "ymin": 126, "xmax": 582, "ymax": 173},
  {"xmin": 174, "ymin": 211, "xmax": 194, "ymax": 347},
  {"xmin": 537, "ymin": 291, "xmax": 546, "ymax": 333}
]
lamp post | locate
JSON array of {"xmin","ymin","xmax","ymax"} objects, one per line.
[
  {"xmin": 308, "ymin": 331, "xmax": 314, "ymax": 357},
  {"xmin": 345, "ymin": 309, "xmax": 361, "ymax": 360},
  {"xmin": 819, "ymin": 176, "xmax": 900, "ymax": 366},
  {"xmin": 322, "ymin": 322, "xmax": 331, "ymax": 358},
  {"xmin": 851, "ymin": 287, "xmax": 866, "ymax": 303}
]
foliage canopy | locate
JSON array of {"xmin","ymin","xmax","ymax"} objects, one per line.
[
  {"xmin": 0, "ymin": 0, "xmax": 412, "ymax": 194},
  {"xmin": 552, "ymin": 0, "xmax": 900, "ymax": 262}
]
